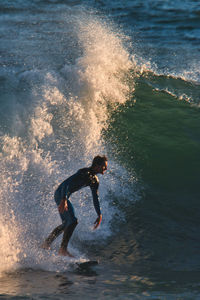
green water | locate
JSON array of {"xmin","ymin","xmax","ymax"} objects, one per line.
[{"xmin": 108, "ymin": 76, "xmax": 200, "ymax": 194}]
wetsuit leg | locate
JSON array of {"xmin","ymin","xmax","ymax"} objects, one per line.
[
  {"xmin": 60, "ymin": 220, "xmax": 78, "ymax": 250},
  {"xmin": 44, "ymin": 224, "xmax": 65, "ymax": 246},
  {"xmin": 44, "ymin": 189, "xmax": 77, "ymax": 250},
  {"xmin": 60, "ymin": 199, "xmax": 78, "ymax": 251},
  {"xmin": 59, "ymin": 199, "xmax": 77, "ymax": 227}
]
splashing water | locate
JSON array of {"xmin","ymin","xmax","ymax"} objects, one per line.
[{"xmin": 0, "ymin": 12, "xmax": 137, "ymax": 274}]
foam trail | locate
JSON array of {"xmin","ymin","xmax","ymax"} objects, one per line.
[{"xmin": 0, "ymin": 12, "xmax": 137, "ymax": 274}]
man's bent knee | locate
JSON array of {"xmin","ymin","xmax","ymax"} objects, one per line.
[{"xmin": 63, "ymin": 218, "xmax": 78, "ymax": 229}]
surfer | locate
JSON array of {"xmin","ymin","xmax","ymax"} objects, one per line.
[{"xmin": 42, "ymin": 155, "xmax": 108, "ymax": 257}]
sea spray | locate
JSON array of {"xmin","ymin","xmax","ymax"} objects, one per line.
[{"xmin": 0, "ymin": 12, "xmax": 137, "ymax": 273}]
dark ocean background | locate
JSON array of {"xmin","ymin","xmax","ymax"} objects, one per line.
[{"xmin": 0, "ymin": 0, "xmax": 200, "ymax": 299}]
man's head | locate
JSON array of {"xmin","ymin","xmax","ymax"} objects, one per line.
[{"xmin": 91, "ymin": 155, "xmax": 108, "ymax": 175}]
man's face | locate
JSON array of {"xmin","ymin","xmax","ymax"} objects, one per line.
[{"xmin": 97, "ymin": 161, "xmax": 108, "ymax": 175}]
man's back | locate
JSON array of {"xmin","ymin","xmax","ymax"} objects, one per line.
[{"xmin": 57, "ymin": 167, "xmax": 99, "ymax": 197}]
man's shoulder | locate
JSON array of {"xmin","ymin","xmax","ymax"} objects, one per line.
[
  {"xmin": 77, "ymin": 168, "xmax": 99, "ymax": 185},
  {"xmin": 76, "ymin": 167, "xmax": 91, "ymax": 181},
  {"xmin": 77, "ymin": 167, "xmax": 90, "ymax": 176}
]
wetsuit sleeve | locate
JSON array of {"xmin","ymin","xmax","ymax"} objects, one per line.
[
  {"xmin": 60, "ymin": 184, "xmax": 66, "ymax": 199},
  {"xmin": 60, "ymin": 180, "xmax": 70, "ymax": 199},
  {"xmin": 90, "ymin": 184, "xmax": 101, "ymax": 216}
]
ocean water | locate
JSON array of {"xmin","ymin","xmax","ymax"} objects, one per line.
[{"xmin": 0, "ymin": 0, "xmax": 200, "ymax": 299}]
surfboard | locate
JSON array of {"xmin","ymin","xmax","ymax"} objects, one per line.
[{"xmin": 76, "ymin": 260, "xmax": 99, "ymax": 269}]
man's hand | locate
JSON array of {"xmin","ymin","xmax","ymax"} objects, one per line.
[
  {"xmin": 93, "ymin": 214, "xmax": 102, "ymax": 230},
  {"xmin": 58, "ymin": 198, "xmax": 68, "ymax": 214}
]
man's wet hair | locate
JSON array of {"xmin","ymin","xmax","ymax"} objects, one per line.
[{"xmin": 92, "ymin": 155, "xmax": 108, "ymax": 167}]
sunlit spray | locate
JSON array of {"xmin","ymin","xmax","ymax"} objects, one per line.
[{"xmin": 0, "ymin": 12, "xmax": 137, "ymax": 273}]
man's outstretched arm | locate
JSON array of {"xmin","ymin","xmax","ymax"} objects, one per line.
[{"xmin": 91, "ymin": 186, "xmax": 102, "ymax": 229}]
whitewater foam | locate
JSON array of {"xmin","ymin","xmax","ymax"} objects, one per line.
[{"xmin": 0, "ymin": 12, "xmax": 137, "ymax": 274}]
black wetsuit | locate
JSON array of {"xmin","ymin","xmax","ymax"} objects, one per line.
[
  {"xmin": 54, "ymin": 167, "xmax": 101, "ymax": 227},
  {"xmin": 44, "ymin": 167, "xmax": 102, "ymax": 249}
]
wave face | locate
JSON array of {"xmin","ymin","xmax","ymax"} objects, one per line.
[{"xmin": 106, "ymin": 70, "xmax": 200, "ymax": 271}]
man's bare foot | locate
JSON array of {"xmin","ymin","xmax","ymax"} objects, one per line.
[
  {"xmin": 58, "ymin": 248, "xmax": 74, "ymax": 257},
  {"xmin": 41, "ymin": 241, "xmax": 51, "ymax": 250}
]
